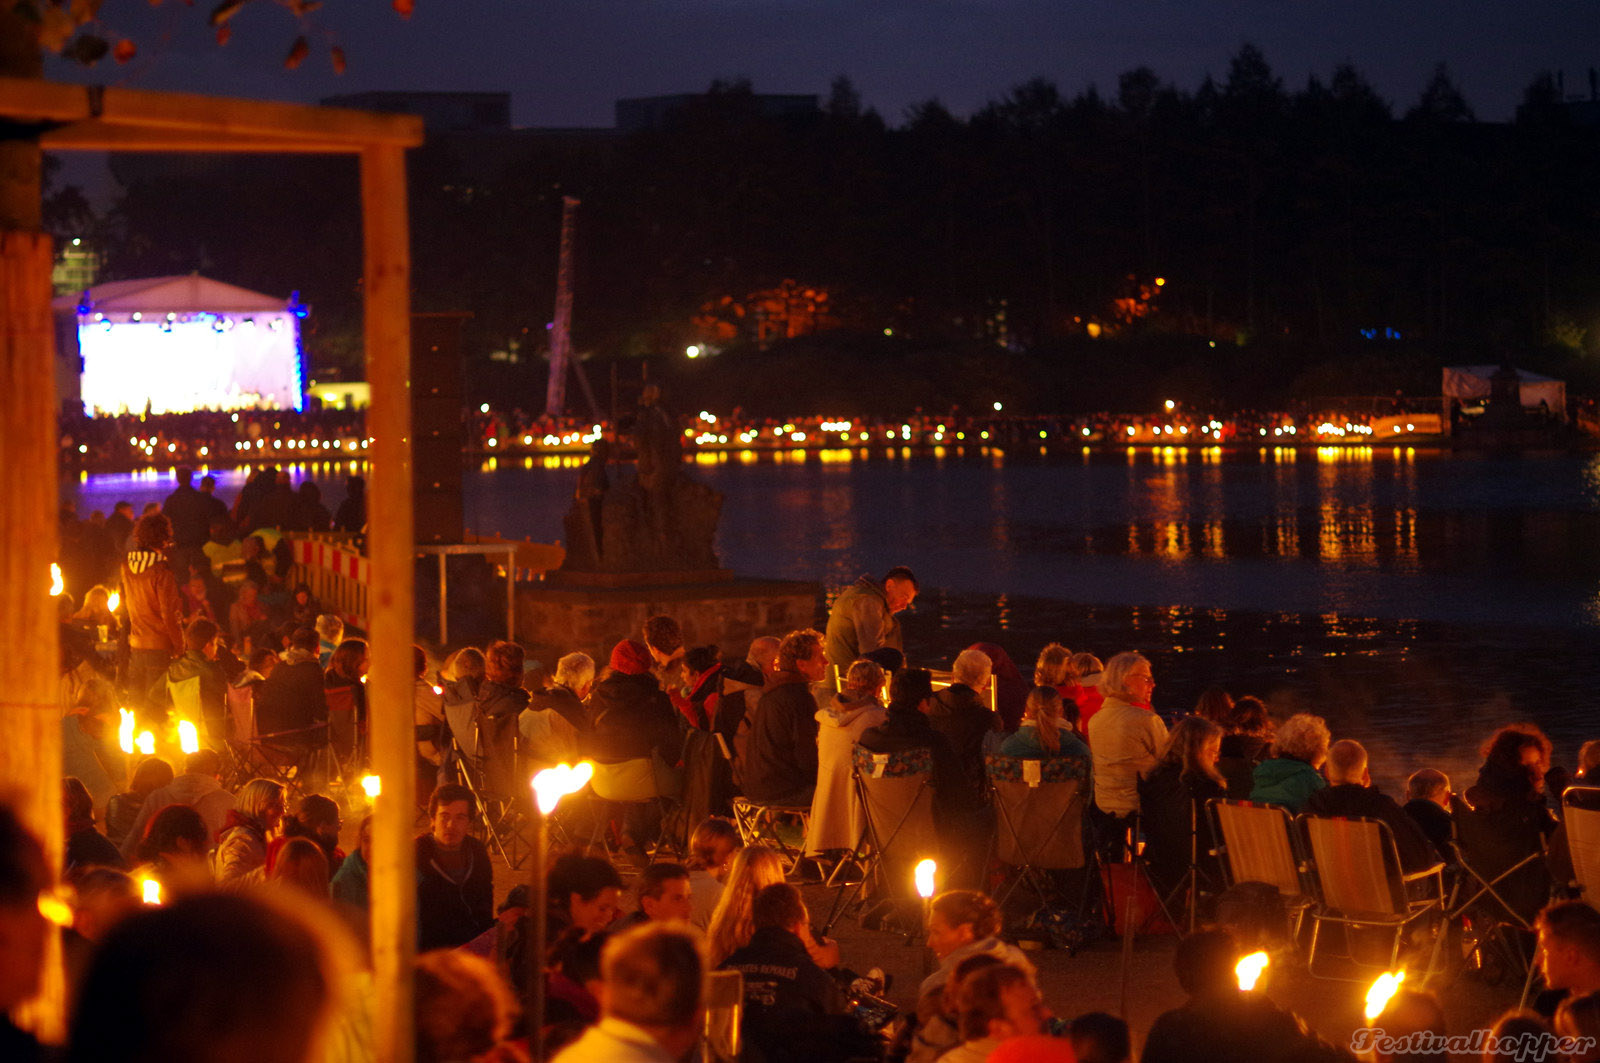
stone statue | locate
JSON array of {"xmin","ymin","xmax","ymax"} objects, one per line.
[{"xmin": 558, "ymin": 387, "xmax": 723, "ymax": 576}]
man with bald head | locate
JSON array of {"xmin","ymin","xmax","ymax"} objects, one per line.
[{"xmin": 1304, "ymin": 739, "xmax": 1439, "ymax": 871}]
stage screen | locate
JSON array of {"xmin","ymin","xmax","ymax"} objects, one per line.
[{"xmin": 78, "ymin": 313, "xmax": 303, "ymax": 415}]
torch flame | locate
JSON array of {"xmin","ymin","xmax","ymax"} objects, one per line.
[
  {"xmin": 107, "ymin": 591, "xmax": 120, "ymax": 613},
  {"xmin": 914, "ymin": 859, "xmax": 938, "ymax": 899},
  {"xmin": 50, "ymin": 563, "xmax": 64, "ymax": 596},
  {"xmin": 118, "ymin": 708, "xmax": 135, "ymax": 755},
  {"xmin": 1235, "ymin": 951, "xmax": 1269, "ymax": 991},
  {"xmin": 177, "ymin": 720, "xmax": 200, "ymax": 755},
  {"xmin": 37, "ymin": 889, "xmax": 74, "ymax": 928},
  {"xmin": 135, "ymin": 730, "xmax": 155, "ymax": 756},
  {"xmin": 361, "ymin": 774, "xmax": 381, "ymax": 798},
  {"xmin": 1364, "ymin": 970, "xmax": 1405, "ymax": 1021},
  {"xmin": 532, "ymin": 761, "xmax": 594, "ymax": 814},
  {"xmin": 141, "ymin": 878, "xmax": 162, "ymax": 905}
]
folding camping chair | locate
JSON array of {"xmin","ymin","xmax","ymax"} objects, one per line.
[
  {"xmin": 731, "ymin": 797, "xmax": 812, "ymax": 874},
  {"xmin": 1563, "ymin": 787, "xmax": 1600, "ymax": 899},
  {"xmin": 702, "ymin": 968, "xmax": 744, "ymax": 1063},
  {"xmin": 247, "ymin": 723, "xmax": 340, "ymax": 799},
  {"xmin": 442, "ymin": 695, "xmax": 530, "ymax": 866},
  {"xmin": 1297, "ymin": 813, "xmax": 1447, "ymax": 982},
  {"xmin": 1441, "ymin": 793, "xmax": 1553, "ymax": 995},
  {"xmin": 820, "ymin": 744, "xmax": 937, "ymax": 940},
  {"xmin": 986, "ymin": 754, "xmax": 1090, "ymax": 916},
  {"xmin": 1207, "ymin": 799, "xmax": 1317, "ymax": 947}
]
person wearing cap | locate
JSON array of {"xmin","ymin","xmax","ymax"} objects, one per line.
[{"xmin": 583, "ymin": 640, "xmax": 684, "ymax": 849}]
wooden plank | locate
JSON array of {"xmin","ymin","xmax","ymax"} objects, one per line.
[
  {"xmin": 41, "ymin": 124, "xmax": 376, "ymax": 154},
  {"xmin": 0, "ymin": 77, "xmax": 422, "ymax": 147},
  {"xmin": 361, "ymin": 143, "xmax": 416, "ymax": 1063},
  {"xmin": 0, "ymin": 228, "xmax": 65, "ymax": 1042}
]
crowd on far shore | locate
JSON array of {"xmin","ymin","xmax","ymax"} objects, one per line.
[{"xmin": 21, "ymin": 468, "xmax": 1600, "ymax": 1063}]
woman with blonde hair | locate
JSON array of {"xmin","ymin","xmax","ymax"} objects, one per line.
[
  {"xmin": 706, "ymin": 846, "xmax": 841, "ymax": 970},
  {"xmin": 1249, "ymin": 713, "xmax": 1331, "ymax": 812},
  {"xmin": 805, "ymin": 658, "xmax": 888, "ymax": 857},
  {"xmin": 1032, "ymin": 643, "xmax": 1072, "ymax": 690},
  {"xmin": 215, "ymin": 777, "xmax": 286, "ymax": 886},
  {"xmin": 999, "ymin": 687, "xmax": 1087, "ymax": 760}
]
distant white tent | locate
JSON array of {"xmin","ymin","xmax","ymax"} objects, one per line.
[
  {"xmin": 55, "ymin": 275, "xmax": 305, "ymax": 416},
  {"xmin": 1441, "ymin": 365, "xmax": 1567, "ymax": 421}
]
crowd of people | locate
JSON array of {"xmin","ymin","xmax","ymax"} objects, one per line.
[{"xmin": 24, "ymin": 514, "xmax": 1600, "ymax": 1063}]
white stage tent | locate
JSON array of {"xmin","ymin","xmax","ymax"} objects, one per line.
[
  {"xmin": 55, "ymin": 274, "xmax": 305, "ymax": 415},
  {"xmin": 1441, "ymin": 365, "xmax": 1567, "ymax": 421}
]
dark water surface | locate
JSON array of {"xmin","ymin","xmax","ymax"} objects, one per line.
[{"xmin": 71, "ymin": 446, "xmax": 1600, "ymax": 792}]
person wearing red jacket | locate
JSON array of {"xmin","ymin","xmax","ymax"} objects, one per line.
[{"xmin": 121, "ymin": 512, "xmax": 185, "ymax": 718}]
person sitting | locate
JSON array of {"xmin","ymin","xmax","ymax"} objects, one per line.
[
  {"xmin": 928, "ymin": 648, "xmax": 999, "ymax": 882},
  {"xmin": 268, "ymin": 792, "xmax": 344, "ymax": 877},
  {"xmin": 805, "ymin": 658, "xmax": 888, "ymax": 858},
  {"xmin": 746, "ymin": 628, "xmax": 827, "ymax": 806},
  {"xmin": 685, "ymin": 816, "xmax": 741, "ymax": 929},
  {"xmin": 315, "ymin": 614, "xmax": 344, "ymax": 667},
  {"xmin": 1140, "ymin": 928, "xmax": 1350, "ymax": 1063},
  {"xmin": 1533, "ymin": 900, "xmax": 1600, "ymax": 1019},
  {"xmin": 1068, "ymin": 1011, "xmax": 1132, "ymax": 1063},
  {"xmin": 414, "ymin": 949, "xmax": 519, "ymax": 1063},
  {"xmin": 1575, "ymin": 741, "xmax": 1600, "ymax": 786},
  {"xmin": 969, "ymin": 642, "xmax": 1028, "ymax": 732},
  {"xmin": 918, "ymin": 890, "xmax": 1035, "ymax": 1026},
  {"xmin": 130, "ymin": 804, "xmax": 214, "ymax": 898},
  {"xmin": 288, "ymin": 581, "xmax": 322, "ymax": 628},
  {"xmin": 227, "ymin": 579, "xmax": 272, "ymax": 650},
  {"xmin": 999, "ymin": 686, "xmax": 1089, "ymax": 760},
  {"xmin": 1088, "ymin": 652, "xmax": 1168, "ymax": 852},
  {"xmin": 216, "ymin": 778, "xmax": 286, "ymax": 886},
  {"xmin": 1217, "ymin": 696, "xmax": 1273, "ymax": 799},
  {"xmin": 1365, "ymin": 988, "xmax": 1447, "ymax": 1063},
  {"xmin": 1402, "ymin": 769, "xmax": 1454, "ymax": 858},
  {"xmin": 1137, "ymin": 716, "xmax": 1227, "ymax": 897},
  {"xmin": 1300, "ymin": 740, "xmax": 1440, "ymax": 871},
  {"xmin": 254, "ymin": 626, "xmax": 329, "ymax": 751},
  {"xmin": 549, "ymin": 923, "xmax": 705, "ymax": 1063},
  {"xmin": 331, "ymin": 814, "xmax": 372, "ymax": 930},
  {"xmin": 1461, "ymin": 724, "xmax": 1559, "ymax": 925},
  {"xmin": 119, "ymin": 748, "xmax": 234, "ymax": 863},
  {"xmin": 104, "ymin": 756, "xmax": 175, "ymax": 849},
  {"xmin": 63, "ymin": 777, "xmax": 124, "ymax": 874},
  {"xmin": 522, "ymin": 651, "xmax": 594, "ymax": 770},
  {"xmin": 66, "ymin": 891, "xmax": 345, "ymax": 1063},
  {"xmin": 618, "ymin": 863, "xmax": 694, "ymax": 928},
  {"xmin": 907, "ymin": 952, "xmax": 1003, "ymax": 1063},
  {"xmin": 167, "ymin": 616, "xmax": 241, "ymax": 744},
  {"xmin": 323, "ymin": 638, "xmax": 369, "ymax": 769},
  {"xmin": 270, "ymin": 836, "xmax": 331, "ymax": 901},
  {"xmin": 939, "ymin": 963, "xmax": 1054, "ymax": 1063},
  {"xmin": 413, "ymin": 645, "xmax": 449, "ymax": 795},
  {"xmin": 724, "ymin": 883, "xmax": 864, "ymax": 1063},
  {"xmin": 545, "ymin": 927, "xmax": 609, "ymax": 1031},
  {"xmin": 0, "ymin": 805, "xmax": 50, "ymax": 1063},
  {"xmin": 708, "ymin": 845, "xmax": 788, "ymax": 965},
  {"xmin": 1249, "ymin": 713, "xmax": 1331, "ymax": 813},
  {"xmin": 1555, "ymin": 992, "xmax": 1600, "ymax": 1063},
  {"xmin": 474, "ymin": 640, "xmax": 531, "ymax": 797},
  {"xmin": 416, "ymin": 784, "xmax": 494, "ymax": 951},
  {"xmin": 546, "ymin": 853, "xmax": 624, "ymax": 940},
  {"xmin": 61, "ymin": 867, "xmax": 138, "ymax": 999},
  {"xmin": 1193, "ymin": 687, "xmax": 1234, "ymax": 727}
]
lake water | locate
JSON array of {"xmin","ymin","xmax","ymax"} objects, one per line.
[{"xmin": 70, "ymin": 445, "xmax": 1600, "ymax": 792}]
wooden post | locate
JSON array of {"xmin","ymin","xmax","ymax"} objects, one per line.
[
  {"xmin": 362, "ymin": 143, "xmax": 416, "ymax": 1063},
  {"xmin": 0, "ymin": 225, "xmax": 65, "ymax": 1043}
]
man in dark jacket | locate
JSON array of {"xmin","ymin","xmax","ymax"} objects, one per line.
[
  {"xmin": 1402, "ymin": 768, "xmax": 1454, "ymax": 858},
  {"xmin": 254, "ymin": 627, "xmax": 328, "ymax": 746},
  {"xmin": 166, "ymin": 617, "xmax": 243, "ymax": 743},
  {"xmin": 415, "ymin": 783, "xmax": 494, "ymax": 950},
  {"xmin": 1142, "ymin": 929, "xmax": 1352, "ymax": 1063},
  {"xmin": 584, "ymin": 639, "xmax": 680, "ymax": 765},
  {"xmin": 859, "ymin": 669, "xmax": 964, "ymax": 824},
  {"xmin": 823, "ymin": 567, "xmax": 917, "ymax": 672},
  {"xmin": 1303, "ymin": 740, "xmax": 1440, "ymax": 872},
  {"xmin": 723, "ymin": 883, "xmax": 862, "ymax": 1063},
  {"xmin": 745, "ymin": 629, "xmax": 826, "ymax": 805},
  {"xmin": 475, "ymin": 640, "xmax": 531, "ymax": 797},
  {"xmin": 162, "ymin": 467, "xmax": 214, "ymax": 555},
  {"xmin": 927, "ymin": 648, "xmax": 999, "ymax": 888}
]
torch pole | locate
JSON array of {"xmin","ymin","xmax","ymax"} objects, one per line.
[{"xmin": 528, "ymin": 807, "xmax": 549, "ymax": 1062}]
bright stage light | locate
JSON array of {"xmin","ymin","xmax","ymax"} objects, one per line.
[{"xmin": 78, "ymin": 313, "xmax": 303, "ymax": 415}]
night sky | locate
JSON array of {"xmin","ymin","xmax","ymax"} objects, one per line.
[{"xmin": 45, "ymin": 0, "xmax": 1600, "ymax": 128}]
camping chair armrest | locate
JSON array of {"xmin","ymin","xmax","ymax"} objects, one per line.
[{"xmin": 1401, "ymin": 862, "xmax": 1446, "ymax": 883}]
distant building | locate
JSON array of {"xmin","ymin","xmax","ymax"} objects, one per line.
[
  {"xmin": 320, "ymin": 90, "xmax": 513, "ymax": 132},
  {"xmin": 615, "ymin": 93, "xmax": 820, "ymax": 133}
]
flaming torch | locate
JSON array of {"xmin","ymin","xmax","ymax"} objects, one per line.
[
  {"xmin": 118, "ymin": 708, "xmax": 135, "ymax": 755},
  {"xmin": 1364, "ymin": 970, "xmax": 1405, "ymax": 1022},
  {"xmin": 1236, "ymin": 951, "xmax": 1269, "ymax": 991},
  {"xmin": 141, "ymin": 877, "xmax": 162, "ymax": 905},
  {"xmin": 528, "ymin": 762, "xmax": 594, "ymax": 1063},
  {"xmin": 50, "ymin": 563, "xmax": 63, "ymax": 596},
  {"xmin": 177, "ymin": 720, "xmax": 200, "ymax": 755}
]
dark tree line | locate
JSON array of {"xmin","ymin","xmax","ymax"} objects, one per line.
[{"xmin": 75, "ymin": 46, "xmax": 1600, "ymax": 412}]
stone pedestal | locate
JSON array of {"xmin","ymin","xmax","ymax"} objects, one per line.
[{"xmin": 515, "ymin": 576, "xmax": 822, "ymax": 665}]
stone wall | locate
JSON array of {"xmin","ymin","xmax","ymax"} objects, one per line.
[{"xmin": 514, "ymin": 577, "xmax": 822, "ymax": 665}]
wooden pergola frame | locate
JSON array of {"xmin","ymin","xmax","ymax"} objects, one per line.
[{"xmin": 0, "ymin": 77, "xmax": 422, "ymax": 1062}]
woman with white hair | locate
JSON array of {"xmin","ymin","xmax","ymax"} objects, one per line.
[
  {"xmin": 804, "ymin": 658, "xmax": 887, "ymax": 857},
  {"xmin": 1087, "ymin": 651, "xmax": 1168, "ymax": 855},
  {"xmin": 1249, "ymin": 713, "xmax": 1331, "ymax": 812}
]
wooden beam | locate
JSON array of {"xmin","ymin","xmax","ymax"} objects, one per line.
[
  {"xmin": 0, "ymin": 77, "xmax": 422, "ymax": 149},
  {"xmin": 40, "ymin": 124, "xmax": 375, "ymax": 154},
  {"xmin": 361, "ymin": 143, "xmax": 416, "ymax": 1063},
  {"xmin": 0, "ymin": 227, "xmax": 65, "ymax": 1042}
]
